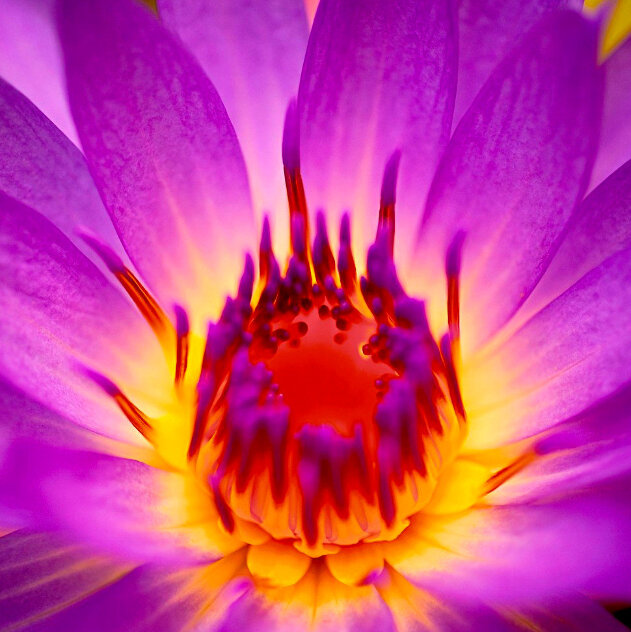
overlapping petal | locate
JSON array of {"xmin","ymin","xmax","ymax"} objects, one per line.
[
  {"xmin": 590, "ymin": 36, "xmax": 631, "ymax": 188},
  {"xmin": 516, "ymin": 157, "xmax": 631, "ymax": 322},
  {"xmin": 0, "ymin": 76, "xmax": 122, "ymax": 261},
  {"xmin": 158, "ymin": 0, "xmax": 309, "ymax": 252},
  {"xmin": 0, "ymin": 436, "xmax": 237, "ymax": 563},
  {"xmin": 58, "ymin": 0, "xmax": 255, "ymax": 319},
  {"xmin": 0, "ymin": 193, "xmax": 168, "ymax": 441},
  {"xmin": 415, "ymin": 10, "xmax": 603, "ymax": 352},
  {"xmin": 462, "ymin": 245, "xmax": 631, "ymax": 448},
  {"xmin": 0, "ymin": 0, "xmax": 77, "ymax": 144},
  {"xmin": 455, "ymin": 0, "xmax": 582, "ymax": 124},
  {"xmin": 390, "ymin": 478, "xmax": 631, "ymax": 605},
  {"xmin": 298, "ymin": 0, "xmax": 457, "ymax": 263},
  {"xmin": 0, "ymin": 530, "xmax": 129, "ymax": 631}
]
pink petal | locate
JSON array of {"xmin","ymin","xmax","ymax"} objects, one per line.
[
  {"xmin": 298, "ymin": 0, "xmax": 457, "ymax": 263},
  {"xmin": 0, "ymin": 76, "xmax": 122, "ymax": 261},
  {"xmin": 455, "ymin": 0, "xmax": 582, "ymax": 124},
  {"xmin": 590, "ymin": 37, "xmax": 631, "ymax": 189},
  {"xmin": 58, "ymin": 0, "xmax": 255, "ymax": 318},
  {"xmin": 462, "ymin": 246, "xmax": 631, "ymax": 449},
  {"xmin": 0, "ymin": 0, "xmax": 77, "ymax": 144},
  {"xmin": 158, "ymin": 0, "xmax": 309, "ymax": 250},
  {"xmin": 0, "ymin": 194, "xmax": 168, "ymax": 442},
  {"xmin": 415, "ymin": 11, "xmax": 602, "ymax": 353},
  {"xmin": 0, "ymin": 530, "xmax": 128, "ymax": 631}
]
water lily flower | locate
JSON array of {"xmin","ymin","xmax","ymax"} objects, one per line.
[{"xmin": 1, "ymin": 0, "xmax": 631, "ymax": 629}]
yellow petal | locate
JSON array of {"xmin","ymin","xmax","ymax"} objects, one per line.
[
  {"xmin": 325, "ymin": 543, "xmax": 384, "ymax": 586},
  {"xmin": 246, "ymin": 540, "xmax": 311, "ymax": 587}
]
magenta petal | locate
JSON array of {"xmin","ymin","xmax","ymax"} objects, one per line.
[
  {"xmin": 58, "ymin": 0, "xmax": 255, "ymax": 316},
  {"xmin": 0, "ymin": 437, "xmax": 220, "ymax": 563},
  {"xmin": 463, "ymin": 246, "xmax": 631, "ymax": 448},
  {"xmin": 0, "ymin": 77, "xmax": 122, "ymax": 261},
  {"xmin": 0, "ymin": 530, "xmax": 128, "ymax": 631},
  {"xmin": 0, "ymin": 194, "xmax": 167, "ymax": 441},
  {"xmin": 158, "ymin": 0, "xmax": 308, "ymax": 246},
  {"xmin": 0, "ymin": 0, "xmax": 77, "ymax": 144},
  {"xmin": 416, "ymin": 11, "xmax": 602, "ymax": 353},
  {"xmin": 590, "ymin": 37, "xmax": 631, "ymax": 189},
  {"xmin": 455, "ymin": 0, "xmax": 581, "ymax": 123},
  {"xmin": 298, "ymin": 0, "xmax": 457, "ymax": 262}
]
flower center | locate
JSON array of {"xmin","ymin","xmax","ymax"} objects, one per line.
[{"xmin": 83, "ymin": 107, "xmax": 469, "ymax": 556}]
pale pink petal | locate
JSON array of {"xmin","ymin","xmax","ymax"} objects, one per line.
[
  {"xmin": 298, "ymin": 0, "xmax": 457, "ymax": 263},
  {"xmin": 158, "ymin": 0, "xmax": 309, "ymax": 248}
]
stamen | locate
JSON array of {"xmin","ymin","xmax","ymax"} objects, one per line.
[
  {"xmin": 86, "ymin": 370, "xmax": 153, "ymax": 442},
  {"xmin": 445, "ymin": 231, "xmax": 465, "ymax": 364},
  {"xmin": 81, "ymin": 232, "xmax": 174, "ymax": 347},
  {"xmin": 338, "ymin": 213, "xmax": 357, "ymax": 295},
  {"xmin": 282, "ymin": 98, "xmax": 310, "ymax": 256},
  {"xmin": 378, "ymin": 151, "xmax": 401, "ymax": 256},
  {"xmin": 173, "ymin": 304, "xmax": 190, "ymax": 385}
]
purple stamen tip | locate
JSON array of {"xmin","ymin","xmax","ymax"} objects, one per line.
[
  {"xmin": 282, "ymin": 97, "xmax": 300, "ymax": 171},
  {"xmin": 380, "ymin": 149, "xmax": 402, "ymax": 207}
]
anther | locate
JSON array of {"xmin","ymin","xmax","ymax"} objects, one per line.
[
  {"xmin": 173, "ymin": 304, "xmax": 189, "ymax": 385},
  {"xmin": 378, "ymin": 150, "xmax": 401, "ymax": 257}
]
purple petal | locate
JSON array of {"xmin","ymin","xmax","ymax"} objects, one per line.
[
  {"xmin": 516, "ymin": 157, "xmax": 631, "ymax": 323},
  {"xmin": 392, "ymin": 479, "xmax": 631, "ymax": 603},
  {"xmin": 22, "ymin": 564, "xmax": 216, "ymax": 632},
  {"xmin": 415, "ymin": 11, "xmax": 603, "ymax": 353},
  {"xmin": 0, "ymin": 0, "xmax": 77, "ymax": 144},
  {"xmin": 298, "ymin": 0, "xmax": 457, "ymax": 263},
  {"xmin": 590, "ymin": 37, "xmax": 631, "ymax": 189},
  {"xmin": 0, "ymin": 193, "xmax": 168, "ymax": 442},
  {"xmin": 0, "ymin": 437, "xmax": 229, "ymax": 563},
  {"xmin": 158, "ymin": 0, "xmax": 309, "ymax": 250},
  {"xmin": 58, "ymin": 0, "xmax": 255, "ymax": 317},
  {"xmin": 455, "ymin": 0, "xmax": 582, "ymax": 124},
  {"xmin": 462, "ymin": 246, "xmax": 631, "ymax": 449},
  {"xmin": 0, "ymin": 76, "xmax": 122, "ymax": 261},
  {"xmin": 0, "ymin": 530, "xmax": 129, "ymax": 631}
]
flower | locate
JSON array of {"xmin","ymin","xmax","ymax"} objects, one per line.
[{"xmin": 1, "ymin": 0, "xmax": 631, "ymax": 629}]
